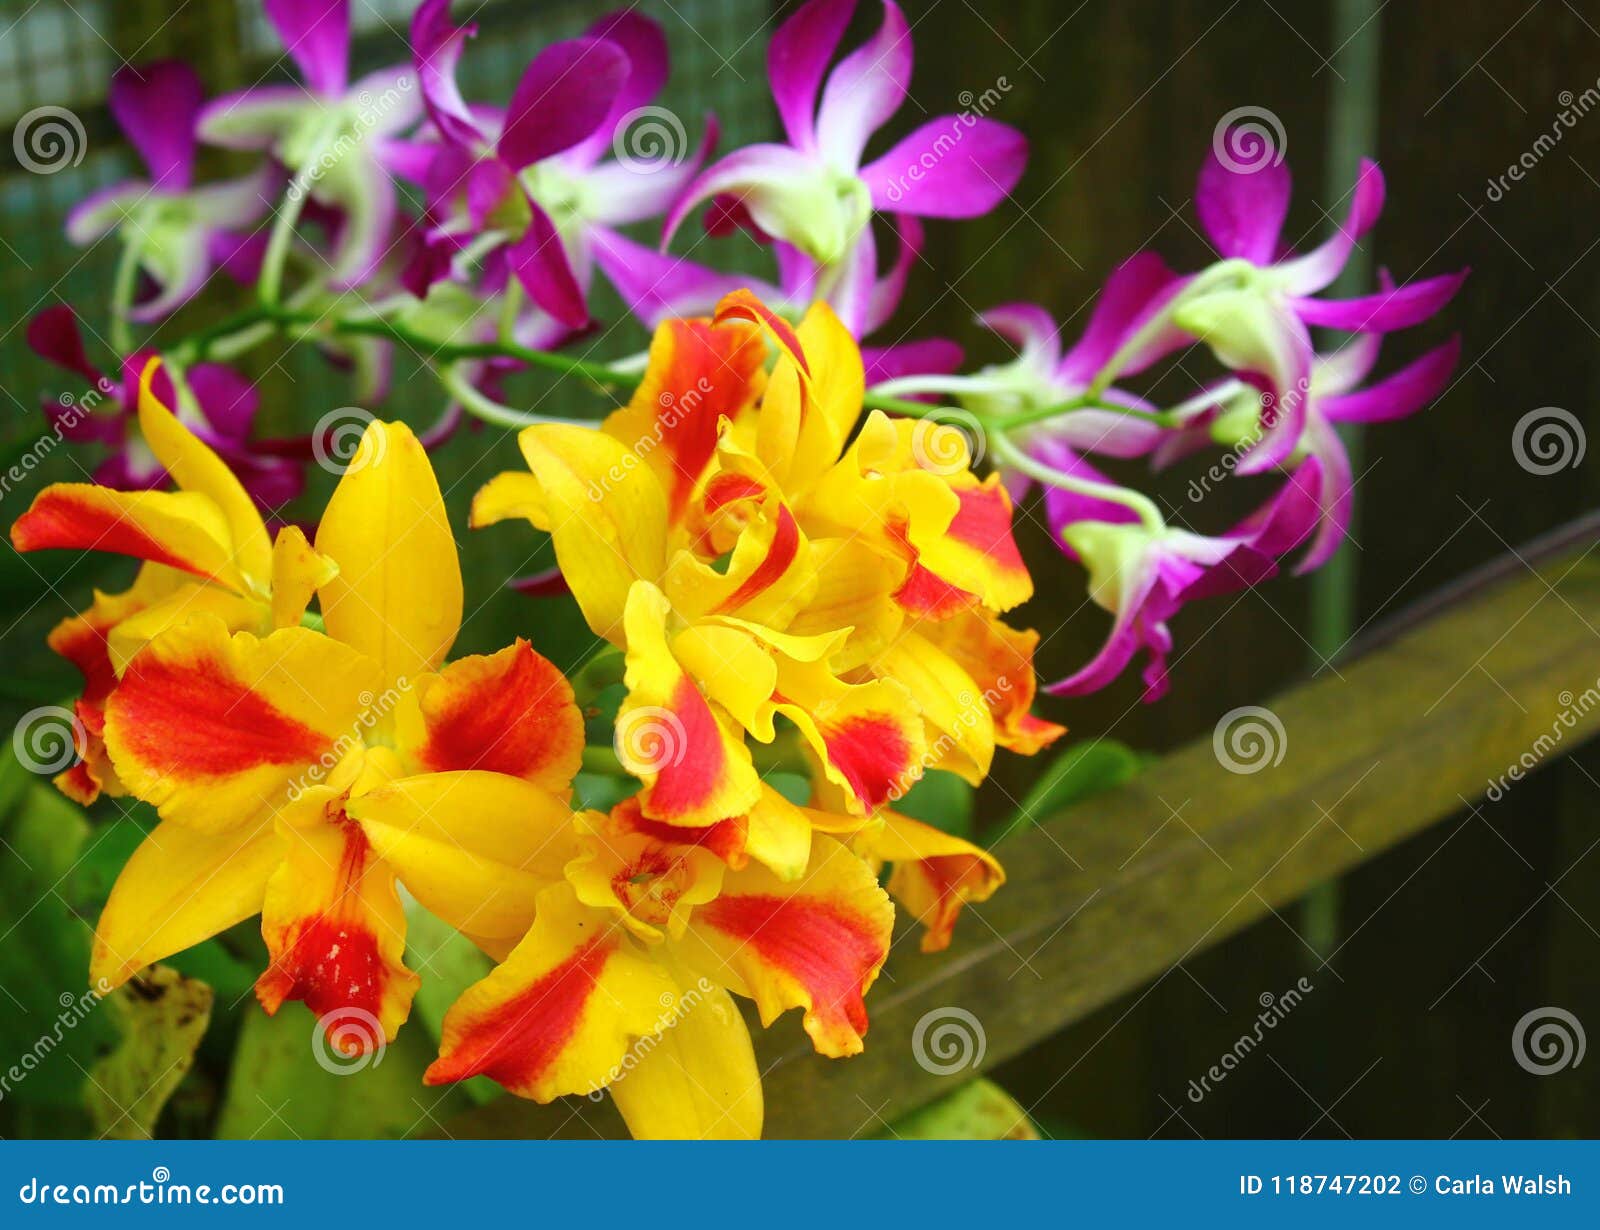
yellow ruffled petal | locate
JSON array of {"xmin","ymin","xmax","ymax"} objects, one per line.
[
  {"xmin": 674, "ymin": 835, "xmax": 893, "ymax": 1058},
  {"xmin": 864, "ymin": 810, "xmax": 1006, "ymax": 954},
  {"xmin": 315, "ymin": 420, "xmax": 462, "ymax": 692},
  {"xmin": 346, "ymin": 771, "xmax": 576, "ymax": 940},
  {"xmin": 609, "ymin": 981, "xmax": 763, "ymax": 1140},
  {"xmin": 871, "ymin": 632, "xmax": 995, "ymax": 786},
  {"xmin": 619, "ymin": 582, "xmax": 762, "ymax": 826},
  {"xmin": 91, "ymin": 817, "xmax": 284, "ymax": 989}
]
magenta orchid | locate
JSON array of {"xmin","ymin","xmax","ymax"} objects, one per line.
[
  {"xmin": 406, "ymin": 0, "xmax": 715, "ymax": 329},
  {"xmin": 67, "ymin": 61, "xmax": 273, "ymax": 329},
  {"xmin": 1043, "ymin": 446, "xmax": 1325, "ymax": 702},
  {"xmin": 198, "ymin": 0, "xmax": 424, "ymax": 290},
  {"xmin": 662, "ymin": 0, "xmax": 1027, "ymax": 291},
  {"xmin": 1169, "ymin": 135, "xmax": 1467, "ymax": 472},
  {"xmin": 26, "ymin": 306, "xmax": 300, "ymax": 507}
]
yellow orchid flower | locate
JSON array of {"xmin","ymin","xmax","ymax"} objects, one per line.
[
  {"xmin": 11, "ymin": 359, "xmax": 334, "ymax": 804},
  {"xmin": 20, "ymin": 387, "xmax": 585, "ymax": 1056},
  {"xmin": 345, "ymin": 782, "xmax": 893, "ymax": 1140}
]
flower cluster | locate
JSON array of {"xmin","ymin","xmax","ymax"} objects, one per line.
[{"xmin": 16, "ymin": 0, "xmax": 1467, "ymax": 1139}]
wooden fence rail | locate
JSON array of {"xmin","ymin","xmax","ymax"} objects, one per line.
[{"xmin": 443, "ymin": 543, "xmax": 1600, "ymax": 1138}]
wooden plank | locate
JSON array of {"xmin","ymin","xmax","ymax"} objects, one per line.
[{"xmin": 438, "ymin": 543, "xmax": 1600, "ymax": 1138}]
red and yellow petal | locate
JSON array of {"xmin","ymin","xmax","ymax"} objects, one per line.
[
  {"xmin": 665, "ymin": 497, "xmax": 815, "ymax": 629},
  {"xmin": 602, "ymin": 315, "xmax": 767, "ymax": 523},
  {"xmin": 315, "ymin": 420, "xmax": 462, "ymax": 693},
  {"xmin": 917, "ymin": 607, "xmax": 1066, "ymax": 755},
  {"xmin": 775, "ymin": 658, "xmax": 927, "ymax": 815},
  {"xmin": 346, "ymin": 770, "xmax": 578, "ymax": 941},
  {"xmin": 12, "ymin": 484, "xmax": 246, "ymax": 591},
  {"xmin": 255, "ymin": 816, "xmax": 419, "ymax": 1050},
  {"xmin": 869, "ymin": 632, "xmax": 996, "ymax": 786},
  {"xmin": 91, "ymin": 816, "xmax": 285, "ymax": 989},
  {"xmin": 619, "ymin": 582, "xmax": 761, "ymax": 826},
  {"xmin": 398, "ymin": 639, "xmax": 583, "ymax": 792},
  {"xmin": 673, "ymin": 835, "xmax": 892, "ymax": 1058},
  {"xmin": 424, "ymin": 883, "xmax": 678, "ymax": 1102},
  {"xmin": 913, "ymin": 474, "xmax": 1033, "ymax": 613},
  {"xmin": 862, "ymin": 810, "xmax": 1006, "ymax": 954},
  {"xmin": 102, "ymin": 615, "xmax": 381, "ymax": 834}
]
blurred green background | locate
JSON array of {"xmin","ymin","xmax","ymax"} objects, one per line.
[{"xmin": 1, "ymin": 0, "xmax": 1597, "ymax": 1139}]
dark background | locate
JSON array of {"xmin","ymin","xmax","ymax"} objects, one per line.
[{"xmin": 1, "ymin": 0, "xmax": 1596, "ymax": 1138}]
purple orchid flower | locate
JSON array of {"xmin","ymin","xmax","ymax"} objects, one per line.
[
  {"xmin": 662, "ymin": 0, "xmax": 1027, "ymax": 284},
  {"xmin": 197, "ymin": 0, "xmax": 425, "ymax": 289},
  {"xmin": 66, "ymin": 61, "xmax": 273, "ymax": 321},
  {"xmin": 1172, "ymin": 133, "xmax": 1467, "ymax": 474},
  {"xmin": 406, "ymin": 0, "xmax": 715, "ymax": 330},
  {"xmin": 1043, "ymin": 443, "xmax": 1324, "ymax": 702},
  {"xmin": 874, "ymin": 253, "xmax": 1190, "ymax": 493},
  {"xmin": 1155, "ymin": 316, "xmax": 1462, "ymax": 574},
  {"xmin": 26, "ymin": 306, "xmax": 301, "ymax": 507}
]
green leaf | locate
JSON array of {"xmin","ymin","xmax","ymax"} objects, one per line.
[
  {"xmin": 405, "ymin": 899, "xmax": 499, "ymax": 1106},
  {"xmin": 214, "ymin": 1002, "xmax": 471, "ymax": 1140},
  {"xmin": 86, "ymin": 965, "xmax": 213, "ymax": 1139},
  {"xmin": 881, "ymin": 1079, "xmax": 1040, "ymax": 1140},
  {"xmin": 893, "ymin": 770, "xmax": 975, "ymax": 839},
  {"xmin": 0, "ymin": 782, "xmax": 117, "ymax": 1127},
  {"xmin": 1001, "ymin": 739, "xmax": 1143, "ymax": 839}
]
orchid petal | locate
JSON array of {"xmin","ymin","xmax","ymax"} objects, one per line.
[
  {"xmin": 109, "ymin": 61, "xmax": 202, "ymax": 189},
  {"xmin": 768, "ymin": 0, "xmax": 856, "ymax": 152},
  {"xmin": 566, "ymin": 10, "xmax": 672, "ymax": 168},
  {"xmin": 506, "ymin": 200, "xmax": 589, "ymax": 328},
  {"xmin": 861, "ymin": 116, "xmax": 1026, "ymax": 217},
  {"xmin": 1322, "ymin": 335, "xmax": 1461, "ymax": 424},
  {"xmin": 264, "ymin": 0, "xmax": 350, "ymax": 96},
  {"xmin": 1290, "ymin": 267, "xmax": 1467, "ymax": 332},
  {"xmin": 411, "ymin": 0, "xmax": 485, "ymax": 148},
  {"xmin": 498, "ymin": 37, "xmax": 629, "ymax": 171},
  {"xmin": 1273, "ymin": 159, "xmax": 1386, "ymax": 295},
  {"xmin": 64, "ymin": 180, "xmax": 149, "ymax": 245},
  {"xmin": 1196, "ymin": 136, "xmax": 1291, "ymax": 262},
  {"xmin": 1057, "ymin": 251, "xmax": 1188, "ymax": 382},
  {"xmin": 815, "ymin": 0, "xmax": 911, "ymax": 169}
]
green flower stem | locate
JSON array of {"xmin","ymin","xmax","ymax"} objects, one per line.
[
  {"xmin": 990, "ymin": 432, "xmax": 1166, "ymax": 532},
  {"xmin": 109, "ymin": 239, "xmax": 141, "ymax": 357},
  {"xmin": 257, "ymin": 177, "xmax": 312, "ymax": 309}
]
